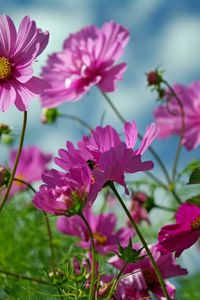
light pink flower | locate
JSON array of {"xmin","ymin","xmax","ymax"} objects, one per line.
[
  {"xmin": 9, "ymin": 145, "xmax": 52, "ymax": 195},
  {"xmin": 41, "ymin": 21, "xmax": 129, "ymax": 108},
  {"xmin": 57, "ymin": 207, "xmax": 133, "ymax": 255},
  {"xmin": 55, "ymin": 121, "xmax": 157, "ymax": 202},
  {"xmin": 109, "ymin": 245, "xmax": 187, "ymax": 299},
  {"xmin": 154, "ymin": 81, "xmax": 200, "ymax": 150},
  {"xmin": 0, "ymin": 15, "xmax": 49, "ymax": 111},
  {"xmin": 33, "ymin": 165, "xmax": 92, "ymax": 215},
  {"xmin": 158, "ymin": 203, "xmax": 200, "ymax": 257}
]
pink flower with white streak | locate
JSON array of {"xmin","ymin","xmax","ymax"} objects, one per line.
[
  {"xmin": 41, "ymin": 21, "xmax": 129, "ymax": 108},
  {"xmin": 57, "ymin": 207, "xmax": 133, "ymax": 255},
  {"xmin": 33, "ymin": 165, "xmax": 92, "ymax": 215},
  {"xmin": 0, "ymin": 15, "xmax": 49, "ymax": 111},
  {"xmin": 55, "ymin": 121, "xmax": 157, "ymax": 202},
  {"xmin": 109, "ymin": 245, "xmax": 187, "ymax": 299},
  {"xmin": 154, "ymin": 81, "xmax": 200, "ymax": 150}
]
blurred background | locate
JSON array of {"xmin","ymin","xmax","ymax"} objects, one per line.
[{"xmin": 1, "ymin": 0, "xmax": 200, "ymax": 281}]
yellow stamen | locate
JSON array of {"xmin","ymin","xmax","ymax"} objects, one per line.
[
  {"xmin": 191, "ymin": 216, "xmax": 200, "ymax": 230},
  {"xmin": 0, "ymin": 57, "xmax": 12, "ymax": 80},
  {"xmin": 93, "ymin": 232, "xmax": 108, "ymax": 245}
]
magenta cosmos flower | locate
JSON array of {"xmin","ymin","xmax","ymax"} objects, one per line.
[
  {"xmin": 55, "ymin": 120, "xmax": 157, "ymax": 200},
  {"xmin": 158, "ymin": 203, "xmax": 200, "ymax": 257},
  {"xmin": 57, "ymin": 207, "xmax": 133, "ymax": 255},
  {"xmin": 33, "ymin": 165, "xmax": 92, "ymax": 215},
  {"xmin": 41, "ymin": 21, "xmax": 129, "ymax": 108},
  {"xmin": 109, "ymin": 245, "xmax": 187, "ymax": 299},
  {"xmin": 154, "ymin": 81, "xmax": 200, "ymax": 150},
  {"xmin": 0, "ymin": 15, "xmax": 49, "ymax": 111},
  {"xmin": 9, "ymin": 145, "xmax": 52, "ymax": 195}
]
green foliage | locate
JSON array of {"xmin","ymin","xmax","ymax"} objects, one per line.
[
  {"xmin": 0, "ymin": 194, "xmax": 89, "ymax": 299},
  {"xmin": 187, "ymin": 195, "xmax": 200, "ymax": 207},
  {"xmin": 177, "ymin": 273, "xmax": 200, "ymax": 300}
]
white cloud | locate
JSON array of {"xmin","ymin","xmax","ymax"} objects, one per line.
[{"xmin": 156, "ymin": 16, "xmax": 200, "ymax": 80}]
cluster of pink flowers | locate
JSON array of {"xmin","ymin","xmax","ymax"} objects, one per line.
[
  {"xmin": 1, "ymin": 13, "xmax": 200, "ymax": 299},
  {"xmin": 108, "ymin": 245, "xmax": 187, "ymax": 299},
  {"xmin": 33, "ymin": 120, "xmax": 156, "ymax": 215}
]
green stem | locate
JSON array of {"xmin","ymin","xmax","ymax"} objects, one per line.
[
  {"xmin": 163, "ymin": 80, "xmax": 185, "ymax": 182},
  {"xmin": 154, "ymin": 204, "xmax": 176, "ymax": 212},
  {"xmin": 44, "ymin": 213, "xmax": 56, "ymax": 273},
  {"xmin": 13, "ymin": 178, "xmax": 36, "ymax": 193},
  {"xmin": 0, "ymin": 111, "xmax": 27, "ymax": 214},
  {"xmin": 58, "ymin": 113, "xmax": 93, "ymax": 132},
  {"xmin": 106, "ymin": 262, "xmax": 128, "ymax": 299},
  {"xmin": 0, "ymin": 269, "xmax": 49, "ymax": 285},
  {"xmin": 101, "ymin": 92, "xmax": 171, "ymax": 185},
  {"xmin": 79, "ymin": 213, "xmax": 96, "ymax": 300},
  {"xmin": 108, "ymin": 182, "xmax": 170, "ymax": 300}
]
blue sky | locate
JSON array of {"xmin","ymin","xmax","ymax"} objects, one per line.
[{"xmin": 1, "ymin": 0, "xmax": 200, "ymax": 176}]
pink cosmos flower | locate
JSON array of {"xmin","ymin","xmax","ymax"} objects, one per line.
[
  {"xmin": 158, "ymin": 203, "xmax": 200, "ymax": 257},
  {"xmin": 33, "ymin": 165, "xmax": 92, "ymax": 215},
  {"xmin": 109, "ymin": 245, "xmax": 187, "ymax": 299},
  {"xmin": 8, "ymin": 145, "xmax": 52, "ymax": 196},
  {"xmin": 128, "ymin": 191, "xmax": 150, "ymax": 225},
  {"xmin": 154, "ymin": 81, "xmax": 200, "ymax": 150},
  {"xmin": 41, "ymin": 21, "xmax": 129, "ymax": 108},
  {"xmin": 55, "ymin": 120, "xmax": 157, "ymax": 201},
  {"xmin": 57, "ymin": 207, "xmax": 133, "ymax": 255},
  {"xmin": 0, "ymin": 15, "xmax": 49, "ymax": 112}
]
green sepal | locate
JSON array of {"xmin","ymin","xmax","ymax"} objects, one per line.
[
  {"xmin": 117, "ymin": 239, "xmax": 144, "ymax": 263},
  {"xmin": 188, "ymin": 167, "xmax": 200, "ymax": 185}
]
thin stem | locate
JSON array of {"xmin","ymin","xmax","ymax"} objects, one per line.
[
  {"xmin": 145, "ymin": 171, "xmax": 167, "ymax": 189},
  {"xmin": 0, "ymin": 111, "xmax": 27, "ymax": 214},
  {"xmin": 163, "ymin": 80, "xmax": 185, "ymax": 182},
  {"xmin": 101, "ymin": 92, "xmax": 171, "ymax": 185},
  {"xmin": 13, "ymin": 178, "xmax": 36, "ymax": 193},
  {"xmin": 154, "ymin": 204, "xmax": 176, "ymax": 212},
  {"xmin": 58, "ymin": 113, "xmax": 92, "ymax": 132},
  {"xmin": 0, "ymin": 269, "xmax": 49, "ymax": 285},
  {"xmin": 79, "ymin": 213, "xmax": 96, "ymax": 300},
  {"xmin": 44, "ymin": 213, "xmax": 56, "ymax": 273},
  {"xmin": 13, "ymin": 178, "xmax": 56, "ymax": 273},
  {"xmin": 106, "ymin": 262, "xmax": 128, "ymax": 299},
  {"xmin": 108, "ymin": 182, "xmax": 170, "ymax": 300}
]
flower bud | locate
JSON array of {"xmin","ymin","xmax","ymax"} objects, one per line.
[
  {"xmin": 0, "ymin": 123, "xmax": 11, "ymax": 135},
  {"xmin": 146, "ymin": 70, "xmax": 163, "ymax": 86},
  {"xmin": 1, "ymin": 134, "xmax": 14, "ymax": 145},
  {"xmin": 41, "ymin": 108, "xmax": 59, "ymax": 124},
  {"xmin": 0, "ymin": 166, "xmax": 10, "ymax": 188}
]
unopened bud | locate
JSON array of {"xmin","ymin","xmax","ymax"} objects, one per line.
[
  {"xmin": 41, "ymin": 108, "xmax": 59, "ymax": 124},
  {"xmin": 1, "ymin": 134, "xmax": 14, "ymax": 145},
  {"xmin": 0, "ymin": 166, "xmax": 10, "ymax": 188},
  {"xmin": 0, "ymin": 124, "xmax": 11, "ymax": 136},
  {"xmin": 146, "ymin": 70, "xmax": 163, "ymax": 86}
]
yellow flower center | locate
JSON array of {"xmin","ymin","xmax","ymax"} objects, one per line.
[
  {"xmin": 0, "ymin": 57, "xmax": 12, "ymax": 80},
  {"xmin": 191, "ymin": 216, "xmax": 200, "ymax": 230},
  {"xmin": 93, "ymin": 232, "xmax": 108, "ymax": 245}
]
